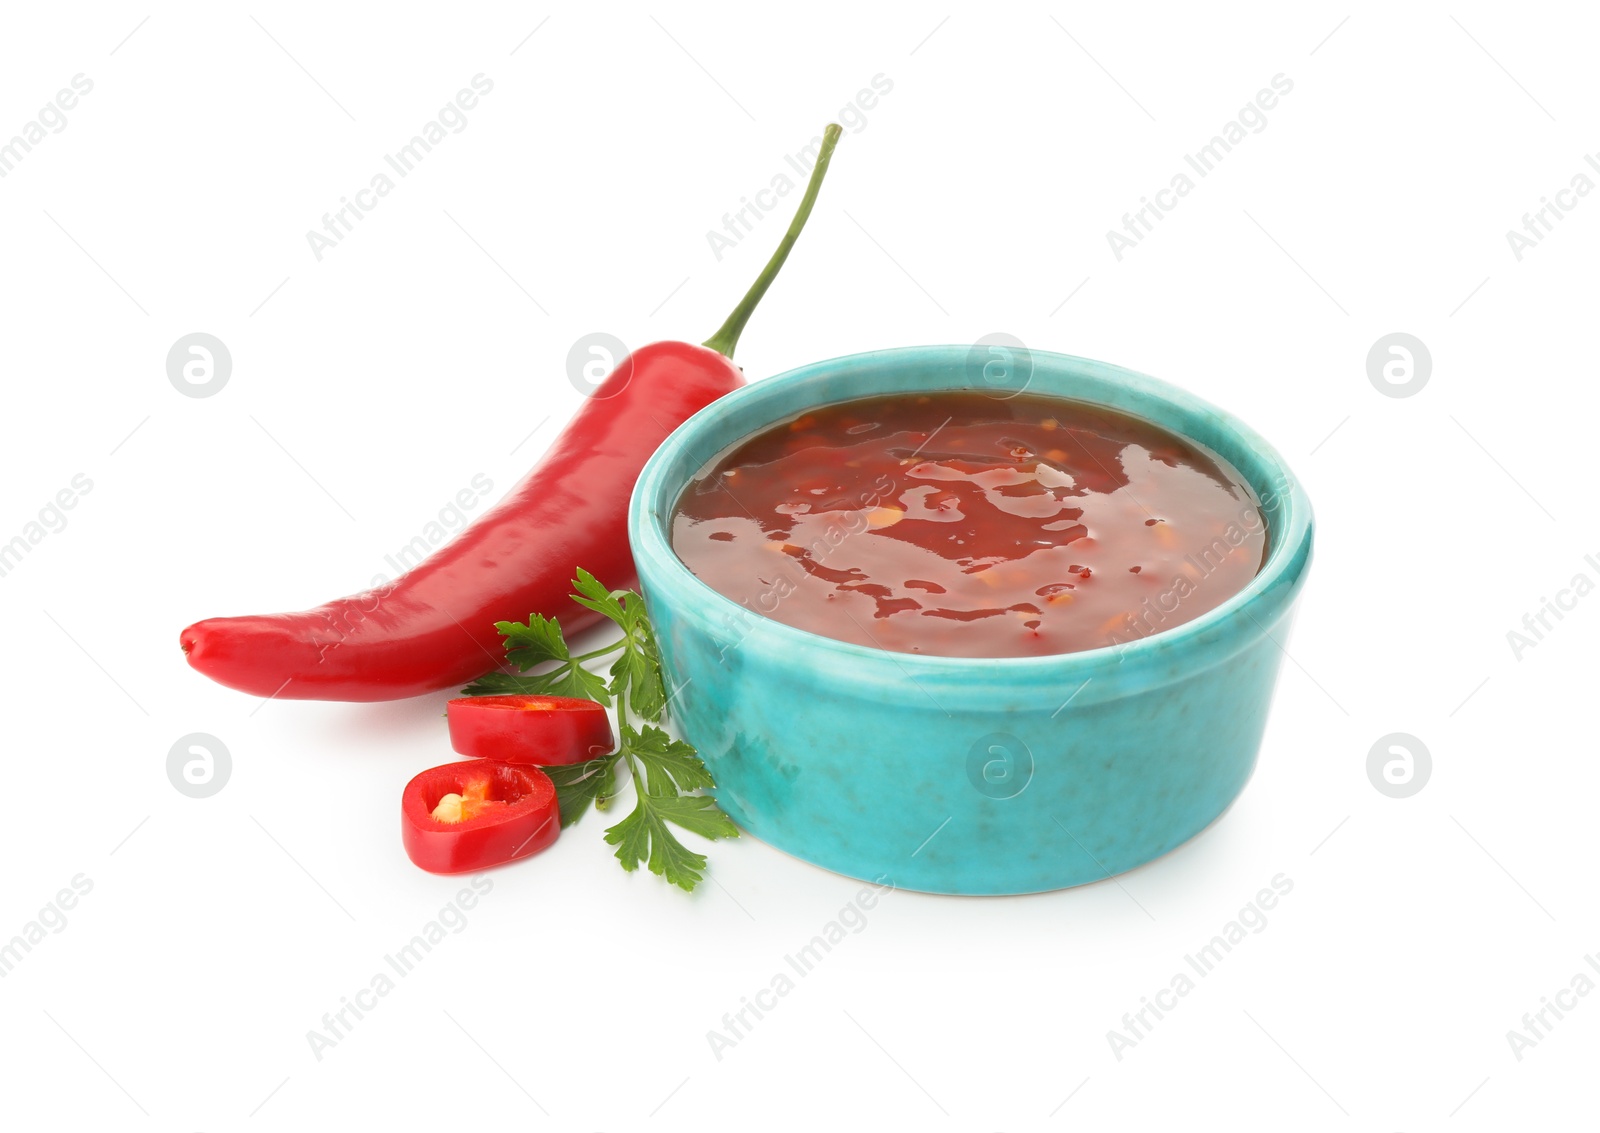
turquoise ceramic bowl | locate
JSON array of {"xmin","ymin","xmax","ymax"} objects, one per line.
[{"xmin": 629, "ymin": 346, "xmax": 1313, "ymax": 895}]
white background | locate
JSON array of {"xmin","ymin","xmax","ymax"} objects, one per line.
[{"xmin": 1, "ymin": 2, "xmax": 1595, "ymax": 1129}]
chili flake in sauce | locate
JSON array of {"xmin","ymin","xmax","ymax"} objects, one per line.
[{"xmin": 671, "ymin": 392, "xmax": 1267, "ymax": 657}]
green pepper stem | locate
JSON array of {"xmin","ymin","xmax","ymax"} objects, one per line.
[{"xmin": 703, "ymin": 123, "xmax": 843, "ymax": 359}]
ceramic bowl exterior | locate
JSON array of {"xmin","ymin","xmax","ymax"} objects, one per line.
[{"xmin": 629, "ymin": 347, "xmax": 1313, "ymax": 895}]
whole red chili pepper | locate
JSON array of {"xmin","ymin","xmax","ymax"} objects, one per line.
[{"xmin": 181, "ymin": 125, "xmax": 842, "ymax": 702}]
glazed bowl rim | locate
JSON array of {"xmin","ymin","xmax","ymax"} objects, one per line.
[{"xmin": 629, "ymin": 345, "xmax": 1313, "ymax": 676}]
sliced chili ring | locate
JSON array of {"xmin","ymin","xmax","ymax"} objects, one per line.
[
  {"xmin": 401, "ymin": 759, "xmax": 559, "ymax": 874},
  {"xmin": 446, "ymin": 694, "xmax": 614, "ymax": 766}
]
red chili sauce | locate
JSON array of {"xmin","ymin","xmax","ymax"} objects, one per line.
[{"xmin": 670, "ymin": 391, "xmax": 1267, "ymax": 657}]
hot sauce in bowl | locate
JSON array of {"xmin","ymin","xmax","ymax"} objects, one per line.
[{"xmin": 670, "ymin": 391, "xmax": 1266, "ymax": 658}]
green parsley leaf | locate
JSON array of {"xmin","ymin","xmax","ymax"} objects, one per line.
[
  {"xmin": 497, "ymin": 614, "xmax": 570, "ymax": 671},
  {"xmin": 603, "ymin": 798, "xmax": 700, "ymax": 887},
  {"xmin": 570, "ymin": 568, "xmax": 628, "ymax": 624},
  {"xmin": 610, "ymin": 617, "xmax": 667, "ymax": 722},
  {"xmin": 627, "ymin": 724, "xmax": 714, "ymax": 795},
  {"xmin": 568, "ymin": 570, "xmax": 670, "ymax": 722},
  {"xmin": 462, "ymin": 612, "xmax": 613, "ymax": 703},
  {"xmin": 542, "ymin": 756, "xmax": 620, "ymax": 828},
  {"xmin": 645, "ymin": 793, "xmax": 740, "ymax": 842},
  {"xmin": 460, "ymin": 663, "xmax": 610, "ymax": 704},
  {"xmin": 469, "ymin": 568, "xmax": 738, "ymax": 891},
  {"xmin": 603, "ymin": 790, "xmax": 736, "ymax": 891},
  {"xmin": 459, "ymin": 670, "xmax": 537, "ymax": 698},
  {"xmin": 602, "ymin": 772, "xmax": 739, "ymax": 890}
]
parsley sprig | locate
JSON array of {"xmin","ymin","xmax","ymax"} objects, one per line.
[{"xmin": 463, "ymin": 570, "xmax": 737, "ymax": 890}]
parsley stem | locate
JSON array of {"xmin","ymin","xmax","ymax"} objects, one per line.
[
  {"xmin": 571, "ymin": 641, "xmax": 625, "ymax": 663},
  {"xmin": 615, "ymin": 681, "xmax": 647, "ymax": 798}
]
